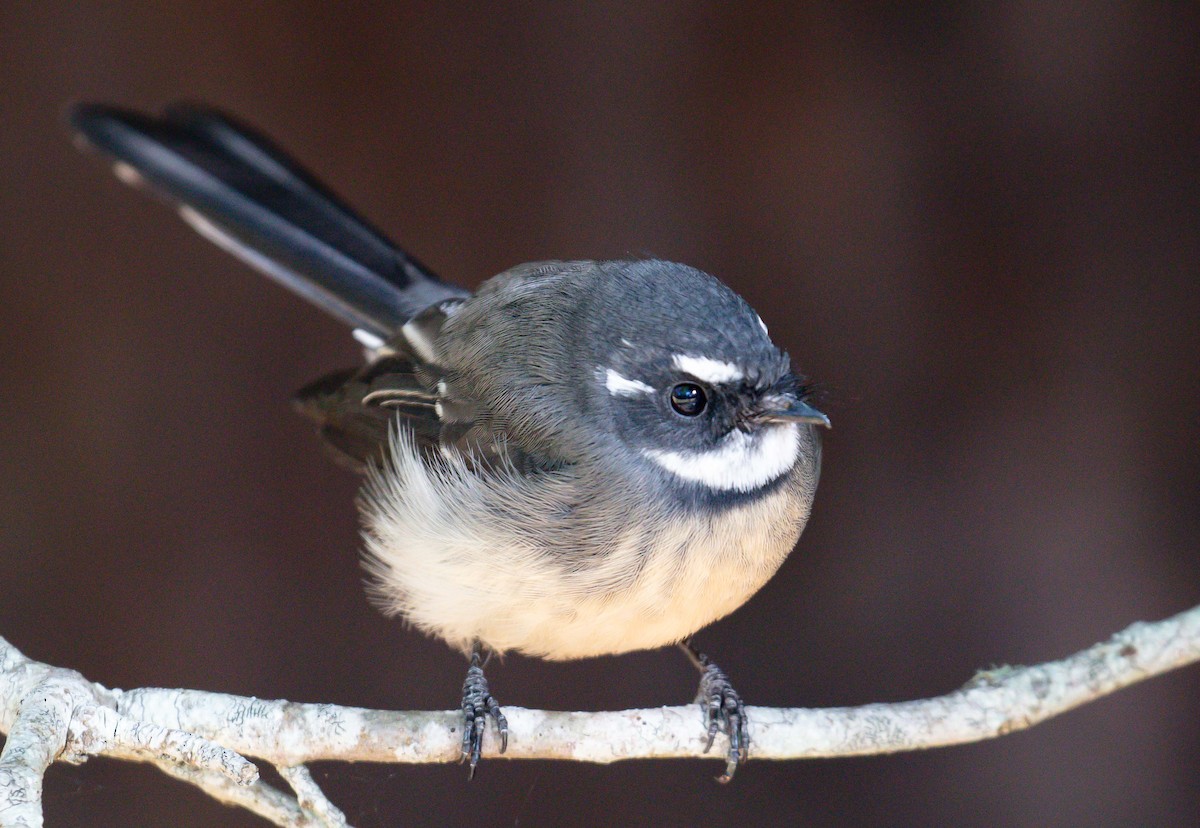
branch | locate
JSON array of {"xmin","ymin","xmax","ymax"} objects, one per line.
[{"xmin": 3, "ymin": 604, "xmax": 1199, "ymax": 826}]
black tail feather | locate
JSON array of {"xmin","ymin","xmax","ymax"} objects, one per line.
[{"xmin": 70, "ymin": 102, "xmax": 468, "ymax": 337}]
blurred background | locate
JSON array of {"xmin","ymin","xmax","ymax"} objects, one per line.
[{"xmin": 2, "ymin": 3, "xmax": 1198, "ymax": 826}]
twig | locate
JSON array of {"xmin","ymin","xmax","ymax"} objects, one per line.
[{"xmin": 2, "ymin": 603, "xmax": 1198, "ymax": 826}]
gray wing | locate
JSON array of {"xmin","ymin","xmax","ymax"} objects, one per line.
[
  {"xmin": 293, "ymin": 300, "xmax": 552, "ymax": 474},
  {"xmin": 292, "ymin": 301, "xmax": 452, "ymax": 472}
]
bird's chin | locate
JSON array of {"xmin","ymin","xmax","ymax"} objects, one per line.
[{"xmin": 640, "ymin": 422, "xmax": 800, "ymax": 494}]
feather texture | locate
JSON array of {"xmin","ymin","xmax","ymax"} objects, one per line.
[{"xmin": 70, "ymin": 103, "xmax": 467, "ymax": 336}]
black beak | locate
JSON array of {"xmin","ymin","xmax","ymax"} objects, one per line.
[{"xmin": 758, "ymin": 395, "xmax": 831, "ymax": 428}]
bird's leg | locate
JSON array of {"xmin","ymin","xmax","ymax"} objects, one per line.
[
  {"xmin": 679, "ymin": 639, "xmax": 748, "ymax": 782},
  {"xmin": 459, "ymin": 641, "xmax": 508, "ymax": 779}
]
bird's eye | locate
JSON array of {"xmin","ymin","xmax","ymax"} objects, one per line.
[{"xmin": 670, "ymin": 383, "xmax": 707, "ymax": 416}]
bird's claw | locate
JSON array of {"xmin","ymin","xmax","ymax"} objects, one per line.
[
  {"xmin": 695, "ymin": 655, "xmax": 749, "ymax": 783},
  {"xmin": 460, "ymin": 657, "xmax": 507, "ymax": 779}
]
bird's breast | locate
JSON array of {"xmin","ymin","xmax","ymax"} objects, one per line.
[
  {"xmin": 522, "ymin": 482, "xmax": 813, "ymax": 659},
  {"xmin": 361, "ymin": 428, "xmax": 819, "ymax": 660}
]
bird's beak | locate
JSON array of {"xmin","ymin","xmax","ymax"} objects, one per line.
[{"xmin": 758, "ymin": 395, "xmax": 831, "ymax": 428}]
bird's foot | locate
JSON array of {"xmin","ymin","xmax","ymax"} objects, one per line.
[
  {"xmin": 684, "ymin": 644, "xmax": 749, "ymax": 782},
  {"xmin": 459, "ymin": 649, "xmax": 508, "ymax": 779}
]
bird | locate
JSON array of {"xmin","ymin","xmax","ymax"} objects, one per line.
[{"xmin": 68, "ymin": 102, "xmax": 829, "ymax": 781}]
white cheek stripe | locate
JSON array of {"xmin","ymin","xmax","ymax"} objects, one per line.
[
  {"xmin": 643, "ymin": 424, "xmax": 800, "ymax": 492},
  {"xmin": 672, "ymin": 354, "xmax": 744, "ymax": 384},
  {"xmin": 603, "ymin": 368, "xmax": 655, "ymax": 397}
]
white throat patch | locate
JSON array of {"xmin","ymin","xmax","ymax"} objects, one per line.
[{"xmin": 642, "ymin": 424, "xmax": 800, "ymax": 492}]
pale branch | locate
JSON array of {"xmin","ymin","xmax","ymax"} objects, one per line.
[
  {"xmin": 2, "ymin": 603, "xmax": 1199, "ymax": 826},
  {"xmin": 153, "ymin": 763, "xmax": 337, "ymax": 827}
]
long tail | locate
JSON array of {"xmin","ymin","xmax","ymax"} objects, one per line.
[{"xmin": 69, "ymin": 103, "xmax": 468, "ymax": 340}]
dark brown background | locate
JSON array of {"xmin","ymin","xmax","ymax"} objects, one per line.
[{"xmin": 2, "ymin": 3, "xmax": 1199, "ymax": 826}]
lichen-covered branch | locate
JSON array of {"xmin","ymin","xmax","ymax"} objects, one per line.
[{"xmin": 3, "ymin": 603, "xmax": 1199, "ymax": 826}]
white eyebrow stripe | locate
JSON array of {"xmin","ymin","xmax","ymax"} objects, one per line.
[
  {"xmin": 672, "ymin": 354, "xmax": 744, "ymax": 384},
  {"xmin": 642, "ymin": 424, "xmax": 800, "ymax": 492},
  {"xmin": 603, "ymin": 368, "xmax": 655, "ymax": 397},
  {"xmin": 756, "ymin": 314, "xmax": 769, "ymax": 336}
]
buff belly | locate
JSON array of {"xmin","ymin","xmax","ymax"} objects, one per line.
[{"xmin": 362, "ymin": 453, "xmax": 812, "ymax": 659}]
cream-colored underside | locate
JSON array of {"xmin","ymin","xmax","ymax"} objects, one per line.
[{"xmin": 361, "ymin": 431, "xmax": 810, "ymax": 660}]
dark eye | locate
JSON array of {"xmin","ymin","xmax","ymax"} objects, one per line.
[{"xmin": 670, "ymin": 383, "xmax": 707, "ymax": 416}]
